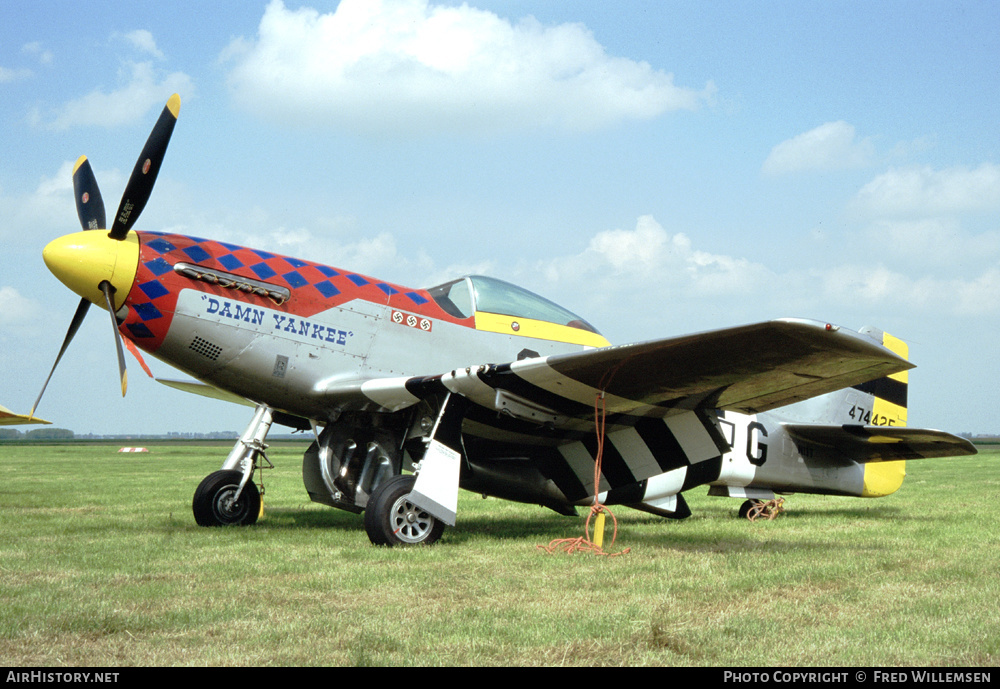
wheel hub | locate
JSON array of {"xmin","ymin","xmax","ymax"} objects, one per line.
[
  {"xmin": 390, "ymin": 496, "xmax": 435, "ymax": 543},
  {"xmin": 215, "ymin": 488, "xmax": 245, "ymax": 520}
]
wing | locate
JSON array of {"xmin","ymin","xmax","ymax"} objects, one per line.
[
  {"xmin": 784, "ymin": 425, "xmax": 977, "ymax": 462},
  {"xmin": 0, "ymin": 404, "xmax": 50, "ymax": 426},
  {"xmin": 340, "ymin": 318, "xmax": 915, "ymax": 522},
  {"xmin": 348, "ymin": 318, "xmax": 912, "ymax": 422},
  {"xmin": 155, "ymin": 378, "xmax": 255, "ymax": 407}
]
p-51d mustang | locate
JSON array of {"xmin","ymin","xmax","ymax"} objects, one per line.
[{"xmin": 33, "ymin": 95, "xmax": 976, "ymax": 545}]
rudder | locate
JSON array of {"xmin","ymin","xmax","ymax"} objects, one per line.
[
  {"xmin": 853, "ymin": 327, "xmax": 908, "ymax": 428},
  {"xmin": 855, "ymin": 327, "xmax": 908, "ymax": 496}
]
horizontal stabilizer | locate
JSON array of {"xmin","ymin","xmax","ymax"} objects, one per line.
[{"xmin": 785, "ymin": 424, "xmax": 977, "ymax": 463}]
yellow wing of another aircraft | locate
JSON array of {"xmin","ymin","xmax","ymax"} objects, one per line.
[{"xmin": 0, "ymin": 404, "xmax": 50, "ymax": 426}]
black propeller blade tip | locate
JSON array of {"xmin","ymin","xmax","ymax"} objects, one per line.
[{"xmin": 72, "ymin": 156, "xmax": 106, "ymax": 231}]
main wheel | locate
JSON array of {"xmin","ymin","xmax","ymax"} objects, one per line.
[
  {"xmin": 363, "ymin": 474, "xmax": 444, "ymax": 546},
  {"xmin": 193, "ymin": 470, "xmax": 260, "ymax": 527}
]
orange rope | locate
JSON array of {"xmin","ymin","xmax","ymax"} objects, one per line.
[
  {"xmin": 538, "ymin": 392, "xmax": 630, "ymax": 557},
  {"xmin": 747, "ymin": 497, "xmax": 785, "ymax": 521}
]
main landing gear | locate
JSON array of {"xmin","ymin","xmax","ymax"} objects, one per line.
[
  {"xmin": 192, "ymin": 402, "xmax": 448, "ymax": 546},
  {"xmin": 301, "ymin": 402, "xmax": 455, "ymax": 546},
  {"xmin": 363, "ymin": 474, "xmax": 445, "ymax": 546}
]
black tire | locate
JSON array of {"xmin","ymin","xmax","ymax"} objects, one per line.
[
  {"xmin": 363, "ymin": 474, "xmax": 444, "ymax": 546},
  {"xmin": 192, "ymin": 470, "xmax": 260, "ymax": 527},
  {"xmin": 738, "ymin": 499, "xmax": 756, "ymax": 520}
]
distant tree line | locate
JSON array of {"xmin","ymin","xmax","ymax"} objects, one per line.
[{"xmin": 0, "ymin": 428, "xmax": 75, "ymax": 440}]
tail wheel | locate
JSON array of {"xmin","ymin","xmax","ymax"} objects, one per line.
[
  {"xmin": 193, "ymin": 470, "xmax": 260, "ymax": 527},
  {"xmin": 363, "ymin": 474, "xmax": 444, "ymax": 546}
]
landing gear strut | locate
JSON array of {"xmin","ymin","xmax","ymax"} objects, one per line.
[
  {"xmin": 361, "ymin": 393, "xmax": 468, "ymax": 546},
  {"xmin": 192, "ymin": 404, "xmax": 273, "ymax": 527}
]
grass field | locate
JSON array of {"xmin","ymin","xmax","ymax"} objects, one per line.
[{"xmin": 0, "ymin": 440, "xmax": 996, "ymax": 667}]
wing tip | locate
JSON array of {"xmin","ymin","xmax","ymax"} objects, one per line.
[
  {"xmin": 0, "ymin": 403, "xmax": 52, "ymax": 426},
  {"xmin": 773, "ymin": 318, "xmax": 914, "ymax": 369}
]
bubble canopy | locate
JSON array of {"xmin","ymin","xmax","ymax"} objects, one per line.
[{"xmin": 426, "ymin": 275, "xmax": 600, "ymax": 334}]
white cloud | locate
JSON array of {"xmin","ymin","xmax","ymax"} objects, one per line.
[
  {"xmin": 814, "ymin": 263, "xmax": 1000, "ymax": 317},
  {"xmin": 0, "ymin": 161, "xmax": 129, "ymax": 246},
  {"xmin": 762, "ymin": 121, "xmax": 875, "ymax": 176},
  {"xmin": 21, "ymin": 41, "xmax": 53, "ymax": 65},
  {"xmin": 0, "ymin": 42, "xmax": 52, "ymax": 82},
  {"xmin": 260, "ymin": 227, "xmax": 402, "ymax": 277},
  {"xmin": 121, "ymin": 30, "xmax": 165, "ymax": 59},
  {"xmin": 158, "ymin": 210, "xmax": 431, "ymax": 282},
  {"xmin": 0, "ymin": 286, "xmax": 45, "ymax": 342},
  {"xmin": 0, "ymin": 286, "xmax": 40, "ymax": 325},
  {"xmin": 864, "ymin": 217, "xmax": 1000, "ymax": 269},
  {"xmin": 523, "ymin": 215, "xmax": 1000, "ymax": 341},
  {"xmin": 530, "ymin": 215, "xmax": 777, "ymax": 334},
  {"xmin": 543, "ymin": 215, "xmax": 772, "ymax": 293},
  {"xmin": 0, "ymin": 65, "xmax": 33, "ymax": 83},
  {"xmin": 29, "ymin": 61, "xmax": 192, "ymax": 130},
  {"xmin": 854, "ymin": 164, "xmax": 1000, "ymax": 216},
  {"xmin": 0, "ymin": 161, "xmax": 76, "ymax": 242},
  {"xmin": 223, "ymin": 0, "xmax": 714, "ymax": 135}
]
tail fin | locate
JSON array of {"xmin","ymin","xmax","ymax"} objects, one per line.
[
  {"xmin": 854, "ymin": 327, "xmax": 908, "ymax": 428},
  {"xmin": 854, "ymin": 328, "xmax": 908, "ymax": 496},
  {"xmin": 779, "ymin": 327, "xmax": 911, "ymax": 496},
  {"xmin": 724, "ymin": 327, "xmax": 975, "ymax": 503},
  {"xmin": 773, "ymin": 326, "xmax": 908, "ymax": 427}
]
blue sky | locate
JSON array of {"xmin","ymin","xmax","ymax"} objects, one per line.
[{"xmin": 1, "ymin": 0, "xmax": 997, "ymax": 436}]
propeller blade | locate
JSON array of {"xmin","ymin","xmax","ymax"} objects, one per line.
[
  {"xmin": 100, "ymin": 281, "xmax": 128, "ymax": 397},
  {"xmin": 109, "ymin": 93, "xmax": 181, "ymax": 240},
  {"xmin": 72, "ymin": 155, "xmax": 106, "ymax": 231},
  {"xmin": 30, "ymin": 297, "xmax": 90, "ymax": 418}
]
